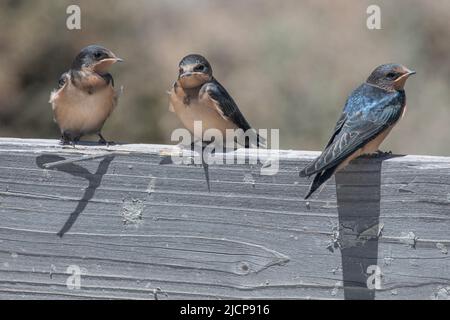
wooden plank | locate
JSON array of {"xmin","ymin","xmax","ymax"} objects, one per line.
[{"xmin": 0, "ymin": 138, "xmax": 448, "ymax": 300}]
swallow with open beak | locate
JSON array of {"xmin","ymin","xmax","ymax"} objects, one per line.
[
  {"xmin": 50, "ymin": 45, "xmax": 123, "ymax": 145},
  {"xmin": 300, "ymin": 64, "xmax": 416, "ymax": 199},
  {"xmin": 168, "ymin": 54, "xmax": 265, "ymax": 149}
]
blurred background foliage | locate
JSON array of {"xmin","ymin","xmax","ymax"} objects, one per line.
[{"xmin": 0, "ymin": 0, "xmax": 449, "ymax": 155}]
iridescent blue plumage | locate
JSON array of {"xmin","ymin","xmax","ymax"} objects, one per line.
[{"xmin": 344, "ymin": 84, "xmax": 405, "ymax": 117}]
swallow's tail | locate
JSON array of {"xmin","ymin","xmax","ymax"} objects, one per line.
[{"xmin": 304, "ymin": 166, "xmax": 337, "ymax": 200}]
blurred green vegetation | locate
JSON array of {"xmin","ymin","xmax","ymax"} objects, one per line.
[{"xmin": 0, "ymin": 0, "xmax": 449, "ymax": 155}]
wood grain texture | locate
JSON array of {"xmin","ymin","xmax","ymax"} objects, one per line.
[{"xmin": 0, "ymin": 138, "xmax": 448, "ymax": 300}]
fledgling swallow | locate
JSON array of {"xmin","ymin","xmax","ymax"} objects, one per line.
[
  {"xmin": 168, "ymin": 54, "xmax": 265, "ymax": 149},
  {"xmin": 50, "ymin": 45, "xmax": 123, "ymax": 145},
  {"xmin": 300, "ymin": 63, "xmax": 416, "ymax": 199}
]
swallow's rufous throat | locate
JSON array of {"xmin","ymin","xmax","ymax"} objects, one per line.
[
  {"xmin": 50, "ymin": 45, "xmax": 123, "ymax": 145},
  {"xmin": 300, "ymin": 63, "xmax": 416, "ymax": 199},
  {"xmin": 168, "ymin": 54, "xmax": 265, "ymax": 148}
]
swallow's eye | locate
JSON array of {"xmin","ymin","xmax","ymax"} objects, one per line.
[
  {"xmin": 179, "ymin": 68, "xmax": 184, "ymax": 74},
  {"xmin": 94, "ymin": 52, "xmax": 104, "ymax": 60},
  {"xmin": 194, "ymin": 64, "xmax": 206, "ymax": 72},
  {"xmin": 386, "ymin": 72, "xmax": 397, "ymax": 79}
]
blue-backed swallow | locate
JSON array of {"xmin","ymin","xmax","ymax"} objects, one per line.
[
  {"xmin": 50, "ymin": 45, "xmax": 123, "ymax": 145},
  {"xmin": 168, "ymin": 54, "xmax": 265, "ymax": 149},
  {"xmin": 300, "ymin": 64, "xmax": 416, "ymax": 199}
]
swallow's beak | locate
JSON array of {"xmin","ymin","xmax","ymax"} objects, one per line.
[
  {"xmin": 403, "ymin": 67, "xmax": 416, "ymax": 76},
  {"xmin": 102, "ymin": 56, "xmax": 123, "ymax": 64},
  {"xmin": 180, "ymin": 72, "xmax": 193, "ymax": 78},
  {"xmin": 93, "ymin": 56, "xmax": 123, "ymax": 73},
  {"xmin": 394, "ymin": 68, "xmax": 416, "ymax": 90}
]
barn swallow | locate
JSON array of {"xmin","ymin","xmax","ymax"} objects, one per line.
[
  {"xmin": 168, "ymin": 54, "xmax": 265, "ymax": 149},
  {"xmin": 300, "ymin": 64, "xmax": 416, "ymax": 199},
  {"xmin": 50, "ymin": 45, "xmax": 123, "ymax": 145}
]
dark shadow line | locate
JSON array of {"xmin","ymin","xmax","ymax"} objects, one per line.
[
  {"xmin": 36, "ymin": 154, "xmax": 114, "ymax": 237},
  {"xmin": 335, "ymin": 153, "xmax": 404, "ymax": 300},
  {"xmin": 159, "ymin": 142, "xmax": 213, "ymax": 192}
]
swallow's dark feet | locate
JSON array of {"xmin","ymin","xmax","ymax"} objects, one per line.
[
  {"xmin": 98, "ymin": 134, "xmax": 114, "ymax": 147},
  {"xmin": 361, "ymin": 150, "xmax": 393, "ymax": 159},
  {"xmin": 59, "ymin": 137, "xmax": 70, "ymax": 146},
  {"xmin": 190, "ymin": 141, "xmax": 220, "ymax": 154},
  {"xmin": 190, "ymin": 141, "xmax": 214, "ymax": 151},
  {"xmin": 60, "ymin": 133, "xmax": 78, "ymax": 148},
  {"xmin": 374, "ymin": 150, "xmax": 392, "ymax": 158}
]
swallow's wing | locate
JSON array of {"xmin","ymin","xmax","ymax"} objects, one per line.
[
  {"xmin": 101, "ymin": 73, "xmax": 115, "ymax": 87},
  {"xmin": 49, "ymin": 72, "xmax": 70, "ymax": 104},
  {"xmin": 58, "ymin": 72, "xmax": 69, "ymax": 89},
  {"xmin": 202, "ymin": 80, "xmax": 252, "ymax": 131},
  {"xmin": 100, "ymin": 73, "xmax": 122, "ymax": 106},
  {"xmin": 202, "ymin": 80, "xmax": 266, "ymax": 148},
  {"xmin": 324, "ymin": 112, "xmax": 348, "ymax": 148},
  {"xmin": 301, "ymin": 94, "xmax": 404, "ymax": 177},
  {"xmin": 168, "ymin": 82, "xmax": 177, "ymax": 113}
]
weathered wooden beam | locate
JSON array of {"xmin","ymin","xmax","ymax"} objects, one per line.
[{"xmin": 0, "ymin": 138, "xmax": 448, "ymax": 300}]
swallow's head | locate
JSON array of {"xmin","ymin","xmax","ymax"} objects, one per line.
[
  {"xmin": 367, "ymin": 64, "xmax": 416, "ymax": 91},
  {"xmin": 72, "ymin": 45, "xmax": 123, "ymax": 74},
  {"xmin": 178, "ymin": 54, "xmax": 212, "ymax": 89}
]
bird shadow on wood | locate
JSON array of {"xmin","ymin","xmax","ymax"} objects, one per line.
[
  {"xmin": 334, "ymin": 153, "xmax": 404, "ymax": 300},
  {"xmin": 159, "ymin": 142, "xmax": 215, "ymax": 192},
  {"xmin": 160, "ymin": 155, "xmax": 211, "ymax": 192},
  {"xmin": 36, "ymin": 154, "xmax": 114, "ymax": 238}
]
